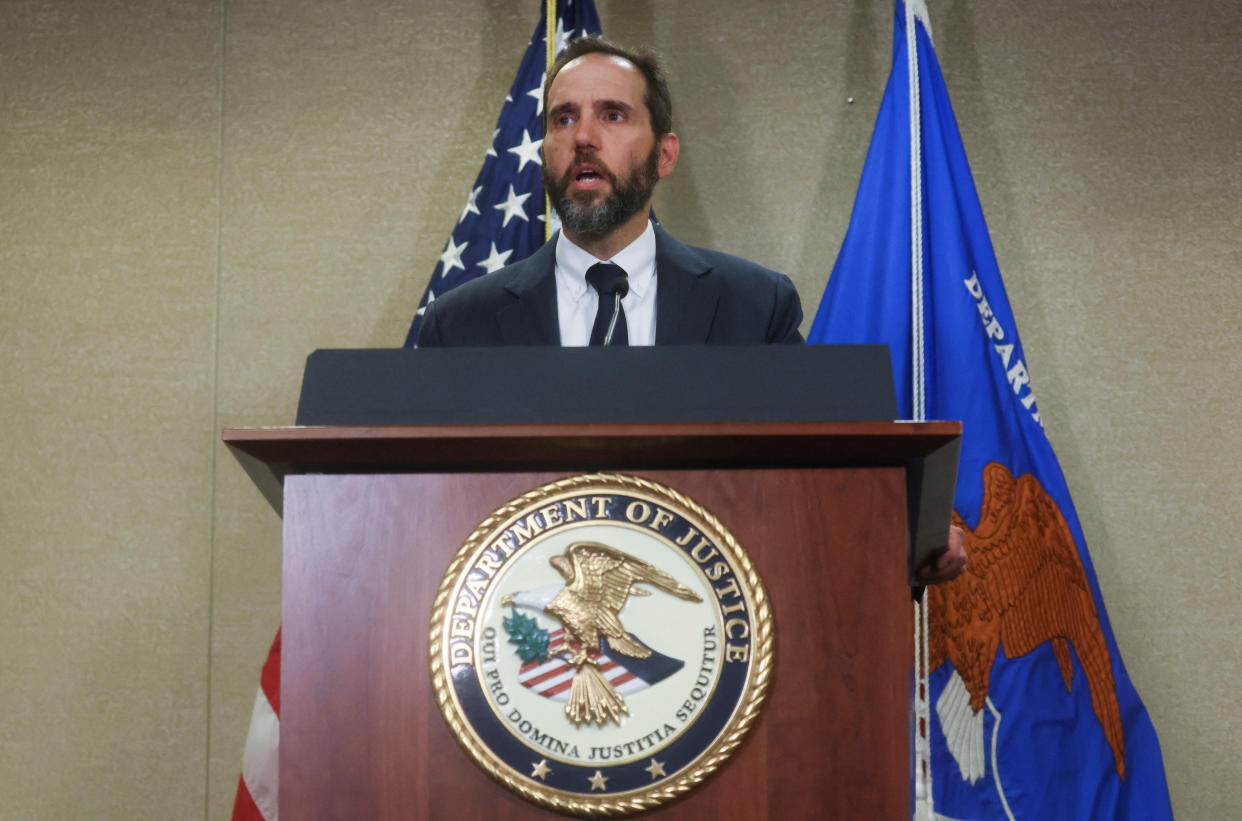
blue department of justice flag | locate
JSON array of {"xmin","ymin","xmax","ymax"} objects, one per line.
[
  {"xmin": 809, "ymin": 3, "xmax": 1172, "ymax": 819},
  {"xmin": 402, "ymin": 0, "xmax": 602, "ymax": 347}
]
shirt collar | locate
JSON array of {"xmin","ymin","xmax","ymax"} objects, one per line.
[{"xmin": 554, "ymin": 221, "xmax": 656, "ymax": 301}]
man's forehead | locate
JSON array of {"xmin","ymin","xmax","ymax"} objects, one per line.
[
  {"xmin": 563, "ymin": 52, "xmax": 639, "ymax": 76},
  {"xmin": 550, "ymin": 52, "xmax": 644, "ymax": 101}
]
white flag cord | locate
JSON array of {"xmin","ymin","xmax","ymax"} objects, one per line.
[{"xmin": 907, "ymin": 2, "xmax": 935, "ymax": 819}]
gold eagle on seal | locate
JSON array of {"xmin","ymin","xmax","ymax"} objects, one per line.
[{"xmin": 543, "ymin": 541, "xmax": 701, "ymax": 727}]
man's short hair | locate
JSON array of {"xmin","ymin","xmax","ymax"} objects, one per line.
[{"xmin": 543, "ymin": 36, "xmax": 674, "ymax": 137}]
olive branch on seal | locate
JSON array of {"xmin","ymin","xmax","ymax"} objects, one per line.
[{"xmin": 503, "ymin": 607, "xmax": 550, "ymax": 664}]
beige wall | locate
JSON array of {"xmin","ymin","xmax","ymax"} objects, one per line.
[{"xmin": 1, "ymin": 1, "xmax": 1238, "ymax": 818}]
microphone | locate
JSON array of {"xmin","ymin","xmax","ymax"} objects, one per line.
[{"xmin": 602, "ymin": 275, "xmax": 629, "ymax": 346}]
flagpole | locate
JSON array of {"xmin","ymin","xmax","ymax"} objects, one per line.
[
  {"xmin": 905, "ymin": 3, "xmax": 934, "ymax": 819},
  {"xmin": 908, "ymin": 1, "xmax": 925, "ymax": 424},
  {"xmin": 544, "ymin": 0, "xmax": 556, "ymax": 242}
]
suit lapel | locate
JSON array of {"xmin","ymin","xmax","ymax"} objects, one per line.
[
  {"xmin": 654, "ymin": 226, "xmax": 719, "ymax": 344},
  {"xmin": 496, "ymin": 238, "xmax": 560, "ymax": 345},
  {"xmin": 494, "ymin": 228, "xmax": 717, "ymax": 345}
]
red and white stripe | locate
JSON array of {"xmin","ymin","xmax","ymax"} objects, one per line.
[
  {"xmin": 516, "ymin": 628, "xmax": 645, "ymax": 700},
  {"xmin": 231, "ymin": 629, "xmax": 280, "ymax": 821}
]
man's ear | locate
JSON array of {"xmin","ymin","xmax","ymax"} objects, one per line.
[{"xmin": 657, "ymin": 132, "xmax": 680, "ymax": 179}]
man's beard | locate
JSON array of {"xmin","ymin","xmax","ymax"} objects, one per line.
[{"xmin": 544, "ymin": 144, "xmax": 660, "ymax": 238}]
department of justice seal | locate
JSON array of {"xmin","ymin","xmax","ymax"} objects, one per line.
[{"xmin": 429, "ymin": 474, "xmax": 773, "ymax": 816}]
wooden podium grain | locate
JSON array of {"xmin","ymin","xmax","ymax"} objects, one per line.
[{"xmin": 225, "ymin": 420, "xmax": 960, "ymax": 819}]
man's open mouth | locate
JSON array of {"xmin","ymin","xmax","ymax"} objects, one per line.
[{"xmin": 571, "ymin": 162, "xmax": 609, "ymax": 185}]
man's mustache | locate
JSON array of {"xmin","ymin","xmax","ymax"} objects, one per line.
[{"xmin": 559, "ymin": 151, "xmax": 618, "ymax": 188}]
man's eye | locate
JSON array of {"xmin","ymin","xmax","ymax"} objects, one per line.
[{"xmin": 603, "ymin": 110, "xmax": 625, "ymax": 122}]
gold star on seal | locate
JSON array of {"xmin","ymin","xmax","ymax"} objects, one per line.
[
  {"xmin": 530, "ymin": 758, "xmax": 551, "ymax": 780},
  {"xmin": 588, "ymin": 770, "xmax": 608, "ymax": 791},
  {"xmin": 645, "ymin": 758, "xmax": 667, "ymax": 780}
]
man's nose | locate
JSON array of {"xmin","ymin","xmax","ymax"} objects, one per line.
[{"xmin": 572, "ymin": 117, "xmax": 599, "ymax": 149}]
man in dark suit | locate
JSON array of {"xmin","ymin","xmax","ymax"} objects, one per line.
[
  {"xmin": 416, "ymin": 224, "xmax": 804, "ymax": 346},
  {"xmin": 418, "ymin": 36, "xmax": 802, "ymax": 348}
]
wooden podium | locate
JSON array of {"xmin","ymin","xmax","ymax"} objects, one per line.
[{"xmin": 225, "ymin": 418, "xmax": 960, "ymax": 820}]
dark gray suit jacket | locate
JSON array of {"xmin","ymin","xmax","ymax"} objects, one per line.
[{"xmin": 417, "ymin": 226, "xmax": 803, "ymax": 346}]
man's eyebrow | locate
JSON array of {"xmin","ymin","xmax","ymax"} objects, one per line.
[
  {"xmin": 548, "ymin": 101, "xmax": 578, "ymax": 119},
  {"xmin": 595, "ymin": 99, "xmax": 634, "ymax": 112}
]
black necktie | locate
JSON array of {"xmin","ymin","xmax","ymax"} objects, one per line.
[{"xmin": 585, "ymin": 262, "xmax": 629, "ymax": 346}]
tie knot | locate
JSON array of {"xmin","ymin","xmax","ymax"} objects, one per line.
[{"xmin": 585, "ymin": 263, "xmax": 629, "ymax": 299}]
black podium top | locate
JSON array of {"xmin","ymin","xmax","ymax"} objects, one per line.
[{"xmin": 295, "ymin": 345, "xmax": 897, "ymax": 426}]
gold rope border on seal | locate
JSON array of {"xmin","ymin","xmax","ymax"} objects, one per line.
[{"xmin": 428, "ymin": 473, "xmax": 775, "ymax": 816}]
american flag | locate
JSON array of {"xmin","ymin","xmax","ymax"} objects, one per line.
[
  {"xmin": 231, "ymin": 5, "xmax": 602, "ymax": 819},
  {"xmin": 402, "ymin": 0, "xmax": 603, "ymax": 347}
]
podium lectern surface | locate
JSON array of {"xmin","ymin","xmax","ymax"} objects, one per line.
[{"xmin": 295, "ymin": 345, "xmax": 897, "ymax": 426}]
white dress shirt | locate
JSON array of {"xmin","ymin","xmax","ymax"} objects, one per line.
[{"xmin": 554, "ymin": 221, "xmax": 658, "ymax": 346}]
